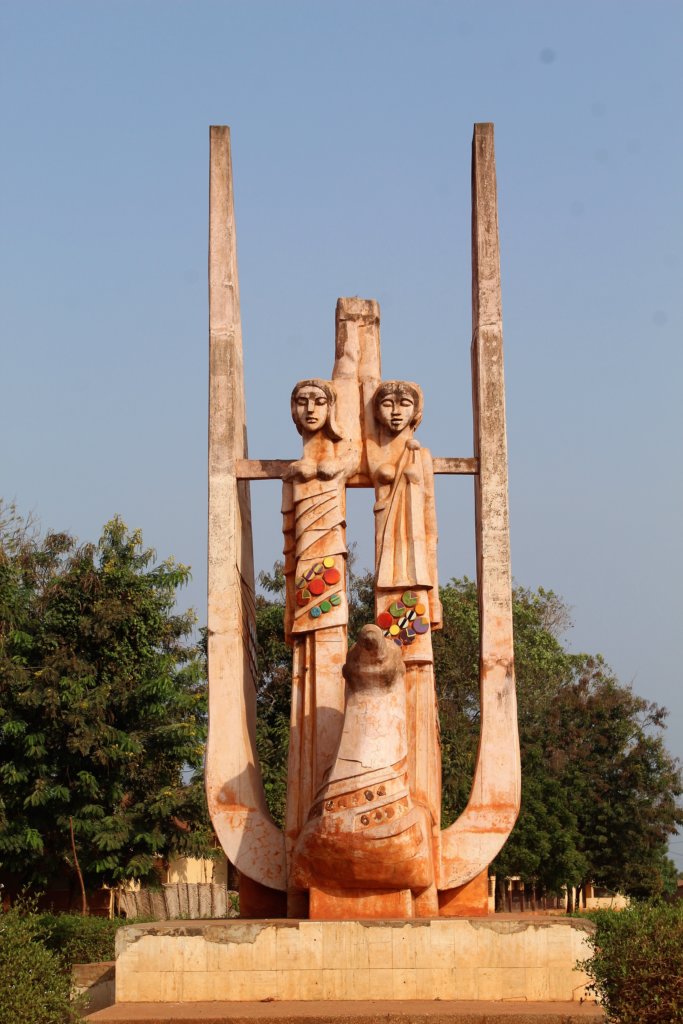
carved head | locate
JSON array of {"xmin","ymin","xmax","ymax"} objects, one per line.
[
  {"xmin": 290, "ymin": 379, "xmax": 342, "ymax": 440},
  {"xmin": 373, "ymin": 381, "xmax": 423, "ymax": 434},
  {"xmin": 342, "ymin": 624, "xmax": 405, "ymax": 691}
]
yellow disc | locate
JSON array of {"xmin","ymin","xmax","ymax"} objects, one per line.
[
  {"xmin": 415, "ymin": 603, "xmax": 426, "ymax": 616},
  {"xmin": 389, "ymin": 623, "xmax": 400, "ymax": 636},
  {"xmin": 323, "ymin": 556, "xmax": 335, "ymax": 568}
]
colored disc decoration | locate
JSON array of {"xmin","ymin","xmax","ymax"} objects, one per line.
[
  {"xmin": 320, "ymin": 600, "xmax": 332, "ymax": 613},
  {"xmin": 323, "ymin": 567, "xmax": 341, "ymax": 585},
  {"xmin": 296, "ymin": 591, "xmax": 310, "ymax": 607},
  {"xmin": 330, "ymin": 593, "xmax": 342, "ymax": 606},
  {"xmin": 323, "ymin": 556, "xmax": 335, "ymax": 568},
  {"xmin": 310, "ymin": 606, "xmax": 322, "ymax": 619},
  {"xmin": 309, "ymin": 578, "xmax": 325, "ymax": 596},
  {"xmin": 313, "ymin": 563, "xmax": 324, "ymax": 575},
  {"xmin": 378, "ymin": 594, "xmax": 430, "ymax": 648}
]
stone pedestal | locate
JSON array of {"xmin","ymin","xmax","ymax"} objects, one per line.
[{"xmin": 114, "ymin": 918, "xmax": 595, "ymax": 1004}]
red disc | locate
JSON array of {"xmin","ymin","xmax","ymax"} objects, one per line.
[
  {"xmin": 323, "ymin": 567, "xmax": 341, "ymax": 585},
  {"xmin": 309, "ymin": 578, "xmax": 325, "ymax": 596},
  {"xmin": 296, "ymin": 591, "xmax": 310, "ymax": 607},
  {"xmin": 377, "ymin": 611, "xmax": 393, "ymax": 630}
]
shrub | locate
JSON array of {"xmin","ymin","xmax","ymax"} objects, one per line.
[
  {"xmin": 36, "ymin": 913, "xmax": 121, "ymax": 968},
  {"xmin": 0, "ymin": 903, "xmax": 82, "ymax": 1024},
  {"xmin": 579, "ymin": 901, "xmax": 683, "ymax": 1023}
]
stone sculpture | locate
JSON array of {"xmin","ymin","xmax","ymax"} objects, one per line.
[
  {"xmin": 206, "ymin": 123, "xmax": 521, "ymax": 920},
  {"xmin": 291, "ymin": 624, "xmax": 434, "ymax": 919},
  {"xmin": 283, "ymin": 377, "xmax": 355, "ymax": 859}
]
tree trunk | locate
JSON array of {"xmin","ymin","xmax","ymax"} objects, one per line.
[
  {"xmin": 519, "ymin": 885, "xmax": 525, "ymax": 912},
  {"xmin": 506, "ymin": 881, "xmax": 512, "ymax": 913},
  {"xmin": 495, "ymin": 876, "xmax": 506, "ymax": 913},
  {"xmin": 529, "ymin": 882, "xmax": 537, "ymax": 913},
  {"xmin": 69, "ymin": 816, "xmax": 88, "ymax": 916},
  {"xmin": 566, "ymin": 886, "xmax": 574, "ymax": 914}
]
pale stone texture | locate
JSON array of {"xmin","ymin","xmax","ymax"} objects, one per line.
[
  {"xmin": 114, "ymin": 919, "xmax": 595, "ymax": 1004},
  {"xmin": 439, "ymin": 123, "xmax": 521, "ymax": 892},
  {"xmin": 205, "ymin": 126, "xmax": 286, "ymax": 897}
]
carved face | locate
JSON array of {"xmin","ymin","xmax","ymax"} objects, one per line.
[
  {"xmin": 293, "ymin": 385, "xmax": 329, "ymax": 433},
  {"xmin": 376, "ymin": 393, "xmax": 415, "ymax": 434}
]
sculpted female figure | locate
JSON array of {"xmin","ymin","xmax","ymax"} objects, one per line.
[
  {"xmin": 368, "ymin": 380, "xmax": 442, "ymax": 900},
  {"xmin": 282, "ymin": 379, "xmax": 357, "ymax": 903}
]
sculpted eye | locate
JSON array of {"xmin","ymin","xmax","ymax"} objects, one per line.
[
  {"xmin": 315, "ymin": 397, "xmax": 327, "ymax": 405},
  {"xmin": 400, "ymin": 399, "xmax": 413, "ymax": 407}
]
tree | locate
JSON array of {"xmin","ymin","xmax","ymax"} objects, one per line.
[
  {"xmin": 436, "ymin": 579, "xmax": 683, "ymax": 903},
  {"xmin": 0, "ymin": 505, "xmax": 212, "ymax": 903},
  {"xmin": 545, "ymin": 657, "xmax": 683, "ymax": 899},
  {"xmin": 252, "ymin": 565, "xmax": 683, "ymax": 901}
]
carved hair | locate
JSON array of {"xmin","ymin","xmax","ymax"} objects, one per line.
[
  {"xmin": 290, "ymin": 379, "xmax": 343, "ymax": 440},
  {"xmin": 372, "ymin": 380, "xmax": 423, "ymax": 430}
]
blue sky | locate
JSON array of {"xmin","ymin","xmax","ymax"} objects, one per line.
[{"xmin": 1, "ymin": 2, "xmax": 682, "ymax": 864}]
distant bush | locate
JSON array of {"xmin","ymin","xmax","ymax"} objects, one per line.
[
  {"xmin": 579, "ymin": 901, "xmax": 683, "ymax": 1023},
  {"xmin": 0, "ymin": 902, "xmax": 82, "ymax": 1024},
  {"xmin": 36, "ymin": 913, "xmax": 121, "ymax": 968}
]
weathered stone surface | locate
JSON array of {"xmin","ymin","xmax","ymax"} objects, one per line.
[
  {"xmin": 112, "ymin": 918, "xmax": 596, "ymax": 1005},
  {"xmin": 291, "ymin": 626, "xmax": 433, "ymax": 904},
  {"xmin": 73, "ymin": 960, "xmax": 115, "ymax": 1014},
  {"xmin": 205, "ymin": 126, "xmax": 286, "ymax": 898},
  {"xmin": 439, "ymin": 123, "xmax": 520, "ymax": 891},
  {"xmin": 205, "ymin": 124, "xmax": 520, "ymax": 919}
]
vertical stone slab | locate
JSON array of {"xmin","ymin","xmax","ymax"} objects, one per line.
[
  {"xmin": 440, "ymin": 123, "xmax": 520, "ymax": 889},
  {"xmin": 205, "ymin": 126, "xmax": 286, "ymax": 893},
  {"xmin": 332, "ymin": 297, "xmax": 382, "ymax": 479}
]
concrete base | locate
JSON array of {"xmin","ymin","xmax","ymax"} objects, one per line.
[
  {"xmin": 74, "ymin": 961, "xmax": 116, "ymax": 1013},
  {"xmin": 87, "ymin": 998, "xmax": 604, "ymax": 1023},
  {"xmin": 114, "ymin": 918, "xmax": 595, "ymax": 1004}
]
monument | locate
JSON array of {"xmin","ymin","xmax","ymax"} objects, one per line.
[
  {"xmin": 205, "ymin": 121, "xmax": 521, "ymax": 920},
  {"xmin": 110, "ymin": 125, "xmax": 597, "ymax": 1010}
]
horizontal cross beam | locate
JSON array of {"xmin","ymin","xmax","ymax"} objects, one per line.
[{"xmin": 235, "ymin": 457, "xmax": 478, "ymax": 483}]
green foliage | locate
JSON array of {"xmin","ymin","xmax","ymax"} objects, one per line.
[
  {"xmin": 578, "ymin": 901, "xmax": 683, "ymax": 1023},
  {"xmin": 0, "ymin": 900, "xmax": 82, "ymax": 1024},
  {"xmin": 36, "ymin": 912, "xmax": 121, "ymax": 968},
  {"xmin": 255, "ymin": 564, "xmax": 291, "ymax": 828},
  {"xmin": 0, "ymin": 503, "xmax": 213, "ymax": 898},
  {"xmin": 253, "ymin": 562, "xmax": 682, "ymax": 901}
]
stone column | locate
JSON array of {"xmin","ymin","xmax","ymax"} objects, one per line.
[
  {"xmin": 205, "ymin": 126, "xmax": 286, "ymax": 911},
  {"xmin": 439, "ymin": 123, "xmax": 521, "ymax": 898}
]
